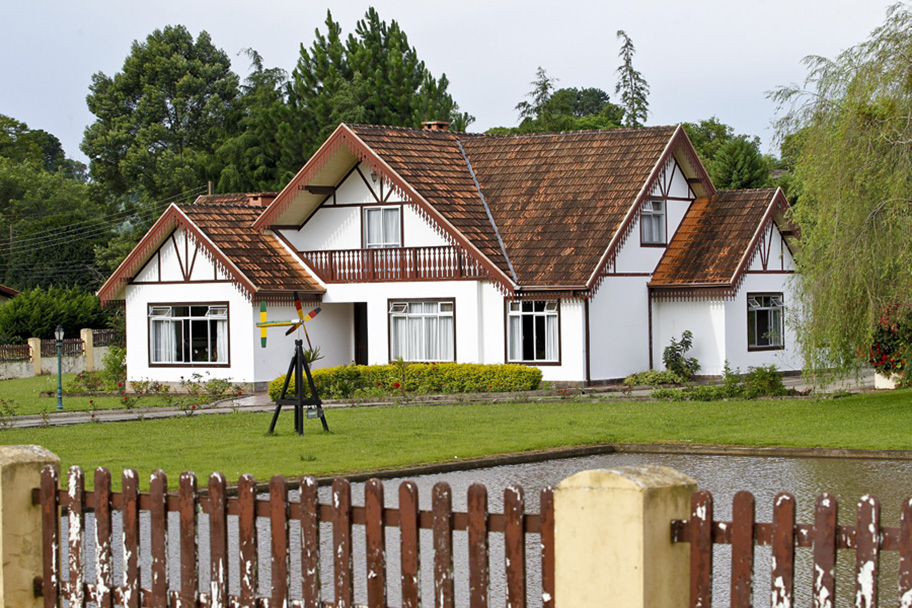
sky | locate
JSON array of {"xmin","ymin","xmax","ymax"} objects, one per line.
[{"xmin": 0, "ymin": 0, "xmax": 896, "ymax": 164}]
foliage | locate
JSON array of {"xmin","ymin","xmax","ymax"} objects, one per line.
[
  {"xmin": 662, "ymin": 330, "xmax": 700, "ymax": 379},
  {"xmin": 615, "ymin": 30, "xmax": 650, "ymax": 127},
  {"xmin": 0, "ymin": 157, "xmax": 104, "ymax": 290},
  {"xmin": 0, "ymin": 399, "xmax": 17, "ymax": 430},
  {"xmin": 282, "ymin": 9, "xmax": 473, "ymax": 172},
  {"xmin": 868, "ymin": 302, "xmax": 912, "ymax": 384},
  {"xmin": 515, "ymin": 67, "xmax": 558, "ymax": 121},
  {"xmin": 0, "ymin": 286, "xmax": 109, "ymax": 341},
  {"xmin": 769, "ymin": 3, "xmax": 912, "ymax": 377},
  {"xmin": 81, "ymin": 25, "xmax": 240, "ymax": 207},
  {"xmin": 269, "ymin": 362, "xmax": 543, "ymax": 401},
  {"xmin": 682, "ymin": 117, "xmax": 735, "ymax": 165},
  {"xmin": 101, "ymin": 346, "xmax": 127, "ymax": 391},
  {"xmin": 651, "ymin": 364, "xmax": 790, "ymax": 401},
  {"xmin": 711, "ymin": 136, "xmax": 770, "ymax": 189},
  {"xmin": 0, "ymin": 114, "xmax": 85, "ymax": 178},
  {"xmin": 623, "ymin": 369, "xmax": 686, "ymax": 386}
]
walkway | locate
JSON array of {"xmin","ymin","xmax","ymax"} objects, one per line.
[{"xmin": 7, "ymin": 369, "xmax": 876, "ymax": 429}]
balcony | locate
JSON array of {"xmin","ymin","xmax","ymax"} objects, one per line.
[{"xmin": 301, "ymin": 246, "xmax": 485, "ymax": 283}]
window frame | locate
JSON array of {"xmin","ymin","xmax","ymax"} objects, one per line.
[
  {"xmin": 363, "ymin": 206, "xmax": 402, "ymax": 249},
  {"xmin": 387, "ymin": 298, "xmax": 456, "ymax": 363},
  {"xmin": 504, "ymin": 300, "xmax": 562, "ymax": 365},
  {"xmin": 747, "ymin": 292, "xmax": 785, "ymax": 351},
  {"xmin": 147, "ymin": 302, "xmax": 231, "ymax": 367},
  {"xmin": 640, "ymin": 199, "xmax": 667, "ymax": 246}
]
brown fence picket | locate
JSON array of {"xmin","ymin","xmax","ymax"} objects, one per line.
[
  {"xmin": 209, "ymin": 472, "xmax": 228, "ymax": 608},
  {"xmin": 689, "ymin": 489, "xmax": 713, "ymax": 608},
  {"xmin": 467, "ymin": 483, "xmax": 489, "ymax": 608},
  {"xmin": 400, "ymin": 481, "xmax": 421, "ymax": 608},
  {"xmin": 122, "ymin": 469, "xmax": 140, "ymax": 608},
  {"xmin": 271, "ymin": 475, "xmax": 290, "ymax": 608},
  {"xmin": 730, "ymin": 490, "xmax": 754, "ymax": 608},
  {"xmin": 854, "ymin": 495, "xmax": 880, "ymax": 608},
  {"xmin": 540, "ymin": 488, "xmax": 554, "ymax": 608},
  {"xmin": 93, "ymin": 468, "xmax": 113, "ymax": 608},
  {"xmin": 238, "ymin": 474, "xmax": 258, "ymax": 608},
  {"xmin": 901, "ymin": 498, "xmax": 912, "ymax": 606},
  {"xmin": 433, "ymin": 482, "xmax": 455, "ymax": 608},
  {"xmin": 41, "ymin": 465, "xmax": 60, "ymax": 608},
  {"xmin": 149, "ymin": 470, "xmax": 168, "ymax": 608},
  {"xmin": 179, "ymin": 471, "xmax": 198, "ymax": 607},
  {"xmin": 300, "ymin": 476, "xmax": 320, "ymax": 608},
  {"xmin": 334, "ymin": 477, "xmax": 353, "ymax": 608},
  {"xmin": 67, "ymin": 466, "xmax": 86, "ymax": 608},
  {"xmin": 813, "ymin": 493, "xmax": 837, "ymax": 608},
  {"xmin": 771, "ymin": 493, "xmax": 796, "ymax": 608},
  {"xmin": 504, "ymin": 486, "xmax": 525, "ymax": 608},
  {"xmin": 365, "ymin": 479, "xmax": 387, "ymax": 608}
]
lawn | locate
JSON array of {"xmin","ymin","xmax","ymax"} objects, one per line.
[
  {"xmin": 4, "ymin": 389, "xmax": 912, "ymax": 490},
  {"xmin": 0, "ymin": 374, "xmax": 224, "ymax": 416}
]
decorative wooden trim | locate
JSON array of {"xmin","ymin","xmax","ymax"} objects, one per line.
[{"xmin": 130, "ymin": 280, "xmax": 235, "ymax": 286}]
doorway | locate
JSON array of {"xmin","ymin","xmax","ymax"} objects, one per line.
[{"xmin": 354, "ymin": 303, "xmax": 368, "ymax": 365}]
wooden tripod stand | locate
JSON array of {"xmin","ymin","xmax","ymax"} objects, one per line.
[{"xmin": 268, "ymin": 339, "xmax": 329, "ymax": 435}]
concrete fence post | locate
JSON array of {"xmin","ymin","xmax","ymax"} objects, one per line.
[
  {"xmin": 27, "ymin": 338, "xmax": 41, "ymax": 376},
  {"xmin": 81, "ymin": 328, "xmax": 94, "ymax": 372},
  {"xmin": 0, "ymin": 445, "xmax": 60, "ymax": 608},
  {"xmin": 554, "ymin": 466, "xmax": 696, "ymax": 608}
]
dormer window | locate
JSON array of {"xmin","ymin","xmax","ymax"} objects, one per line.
[
  {"xmin": 641, "ymin": 200, "xmax": 665, "ymax": 245},
  {"xmin": 364, "ymin": 207, "xmax": 401, "ymax": 248}
]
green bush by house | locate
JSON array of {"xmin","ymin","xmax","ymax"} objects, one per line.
[{"xmin": 268, "ymin": 362, "xmax": 542, "ymax": 401}]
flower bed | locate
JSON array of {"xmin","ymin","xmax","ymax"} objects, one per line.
[{"xmin": 268, "ymin": 362, "xmax": 542, "ymax": 401}]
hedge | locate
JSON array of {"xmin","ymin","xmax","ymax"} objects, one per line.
[{"xmin": 268, "ymin": 362, "xmax": 542, "ymax": 401}]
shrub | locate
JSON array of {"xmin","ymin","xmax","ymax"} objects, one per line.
[
  {"xmin": 869, "ymin": 302, "xmax": 912, "ymax": 383},
  {"xmin": 623, "ymin": 369, "xmax": 685, "ymax": 387},
  {"xmin": 268, "ymin": 362, "xmax": 543, "ymax": 401},
  {"xmin": 101, "ymin": 346, "xmax": 126, "ymax": 390},
  {"xmin": 651, "ymin": 363, "xmax": 789, "ymax": 401},
  {"xmin": 663, "ymin": 330, "xmax": 701, "ymax": 379},
  {"xmin": 0, "ymin": 286, "xmax": 110, "ymax": 341}
]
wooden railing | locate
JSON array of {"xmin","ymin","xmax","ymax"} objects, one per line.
[
  {"xmin": 672, "ymin": 489, "xmax": 910, "ymax": 608},
  {"xmin": 301, "ymin": 246, "xmax": 485, "ymax": 283},
  {"xmin": 40, "ymin": 337, "xmax": 83, "ymax": 357},
  {"xmin": 0, "ymin": 343, "xmax": 30, "ymax": 361},
  {"xmin": 39, "ymin": 466, "xmax": 554, "ymax": 608}
]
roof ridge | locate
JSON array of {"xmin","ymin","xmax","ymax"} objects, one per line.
[{"xmin": 346, "ymin": 123, "xmax": 678, "ymax": 141}]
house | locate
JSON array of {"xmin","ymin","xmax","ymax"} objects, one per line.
[
  {"xmin": 98, "ymin": 123, "xmax": 799, "ymax": 388},
  {"xmin": 0, "ymin": 284, "xmax": 18, "ymax": 305}
]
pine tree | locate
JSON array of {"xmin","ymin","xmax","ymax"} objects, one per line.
[{"xmin": 615, "ymin": 30, "xmax": 650, "ymax": 127}]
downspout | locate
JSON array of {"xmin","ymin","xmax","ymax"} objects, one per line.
[
  {"xmin": 584, "ymin": 299, "xmax": 591, "ymax": 385},
  {"xmin": 648, "ymin": 287, "xmax": 654, "ymax": 370}
]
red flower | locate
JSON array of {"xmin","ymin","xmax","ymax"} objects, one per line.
[
  {"xmin": 377, "ymin": 381, "xmax": 382, "ymax": 386},
  {"xmin": 393, "ymin": 382, "xmax": 400, "ymax": 388}
]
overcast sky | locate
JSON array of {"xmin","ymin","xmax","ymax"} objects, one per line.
[{"xmin": 1, "ymin": 1, "xmax": 895, "ymax": 164}]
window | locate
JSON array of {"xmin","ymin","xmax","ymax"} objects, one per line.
[
  {"xmin": 364, "ymin": 207, "xmax": 401, "ymax": 248},
  {"xmin": 389, "ymin": 301, "xmax": 454, "ymax": 361},
  {"xmin": 507, "ymin": 301, "xmax": 559, "ymax": 362},
  {"xmin": 149, "ymin": 304, "xmax": 229, "ymax": 364},
  {"xmin": 748, "ymin": 294, "xmax": 784, "ymax": 349},
  {"xmin": 640, "ymin": 200, "xmax": 665, "ymax": 244}
]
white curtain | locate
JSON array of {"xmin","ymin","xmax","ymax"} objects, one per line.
[
  {"xmin": 508, "ymin": 316, "xmax": 522, "ymax": 361},
  {"xmin": 383, "ymin": 208, "xmax": 400, "ymax": 247},
  {"xmin": 367, "ymin": 209, "xmax": 382, "ymax": 246},
  {"xmin": 391, "ymin": 316, "xmax": 406, "ymax": 359},
  {"xmin": 545, "ymin": 314, "xmax": 558, "ymax": 360},
  {"xmin": 216, "ymin": 319, "xmax": 228, "ymax": 362},
  {"xmin": 439, "ymin": 315, "xmax": 454, "ymax": 361}
]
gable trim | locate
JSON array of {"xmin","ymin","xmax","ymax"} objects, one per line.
[
  {"xmin": 586, "ymin": 125, "xmax": 715, "ymax": 297},
  {"xmin": 98, "ymin": 204, "xmax": 260, "ymax": 304},
  {"xmin": 255, "ymin": 124, "xmax": 516, "ymax": 294}
]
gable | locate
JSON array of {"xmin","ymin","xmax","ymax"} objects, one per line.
[{"xmin": 133, "ymin": 229, "xmax": 232, "ymax": 284}]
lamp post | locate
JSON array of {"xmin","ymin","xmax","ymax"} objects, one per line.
[{"xmin": 55, "ymin": 325, "xmax": 64, "ymax": 411}]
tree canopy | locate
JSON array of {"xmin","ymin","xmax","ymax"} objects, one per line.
[
  {"xmin": 682, "ymin": 118, "xmax": 772, "ymax": 190},
  {"xmin": 771, "ymin": 2, "xmax": 912, "ymax": 376},
  {"xmin": 615, "ymin": 30, "xmax": 649, "ymax": 127}
]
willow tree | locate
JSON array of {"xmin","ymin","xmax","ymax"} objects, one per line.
[{"xmin": 771, "ymin": 3, "xmax": 912, "ymax": 375}]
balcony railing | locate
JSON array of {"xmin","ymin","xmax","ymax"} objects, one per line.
[{"xmin": 301, "ymin": 246, "xmax": 485, "ymax": 283}]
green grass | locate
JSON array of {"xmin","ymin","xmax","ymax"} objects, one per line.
[
  {"xmin": 0, "ymin": 375, "xmax": 204, "ymax": 415},
  {"xmin": 5, "ymin": 390, "xmax": 912, "ymax": 490}
]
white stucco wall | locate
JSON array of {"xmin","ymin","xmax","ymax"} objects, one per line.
[
  {"xmin": 652, "ymin": 299, "xmax": 727, "ymax": 375},
  {"xmin": 588, "ymin": 277, "xmax": 652, "ymax": 380}
]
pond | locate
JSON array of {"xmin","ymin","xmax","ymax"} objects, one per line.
[{"xmin": 62, "ymin": 450, "xmax": 912, "ymax": 608}]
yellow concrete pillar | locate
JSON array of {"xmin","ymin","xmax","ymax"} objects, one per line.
[
  {"xmin": 554, "ymin": 466, "xmax": 696, "ymax": 608},
  {"xmin": 80, "ymin": 328, "xmax": 94, "ymax": 372},
  {"xmin": 0, "ymin": 446, "xmax": 60, "ymax": 608},
  {"xmin": 27, "ymin": 338, "xmax": 41, "ymax": 376}
]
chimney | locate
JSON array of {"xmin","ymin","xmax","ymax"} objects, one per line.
[
  {"xmin": 421, "ymin": 121, "xmax": 451, "ymax": 132},
  {"xmin": 246, "ymin": 192, "xmax": 277, "ymax": 207}
]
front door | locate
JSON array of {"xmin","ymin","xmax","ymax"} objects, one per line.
[{"xmin": 354, "ymin": 303, "xmax": 368, "ymax": 365}]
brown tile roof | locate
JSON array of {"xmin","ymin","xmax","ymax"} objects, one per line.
[
  {"xmin": 650, "ymin": 189, "xmax": 779, "ymax": 288},
  {"xmin": 348, "ymin": 125, "xmax": 678, "ymax": 287},
  {"xmin": 179, "ymin": 202, "xmax": 323, "ymax": 296}
]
